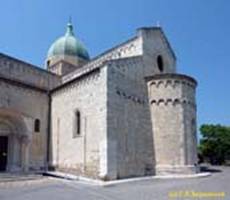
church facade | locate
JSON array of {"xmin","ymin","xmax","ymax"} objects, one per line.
[{"xmin": 0, "ymin": 22, "xmax": 199, "ymax": 180}]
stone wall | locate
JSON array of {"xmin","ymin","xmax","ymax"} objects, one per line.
[
  {"xmin": 50, "ymin": 67, "xmax": 107, "ymax": 178},
  {"xmin": 105, "ymin": 28, "xmax": 177, "ymax": 179},
  {"xmin": 0, "ymin": 53, "xmax": 61, "ymax": 90},
  {"xmin": 0, "ymin": 79, "xmax": 49, "ymax": 171},
  {"xmin": 146, "ymin": 74, "xmax": 199, "ymax": 175},
  {"xmin": 47, "ymin": 55, "xmax": 88, "ymax": 76},
  {"xmin": 106, "ymin": 62, "xmax": 154, "ymax": 178},
  {"xmin": 139, "ymin": 27, "xmax": 176, "ymax": 75}
]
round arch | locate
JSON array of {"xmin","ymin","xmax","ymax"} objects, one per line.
[{"xmin": 0, "ymin": 108, "xmax": 33, "ymax": 172}]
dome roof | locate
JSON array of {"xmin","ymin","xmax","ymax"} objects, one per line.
[{"xmin": 47, "ymin": 22, "xmax": 90, "ymax": 60}]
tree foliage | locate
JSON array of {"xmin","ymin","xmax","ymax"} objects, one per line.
[{"xmin": 199, "ymin": 124, "xmax": 230, "ymax": 165}]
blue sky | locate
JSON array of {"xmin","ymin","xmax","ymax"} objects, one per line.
[{"xmin": 0, "ymin": 0, "xmax": 229, "ymax": 128}]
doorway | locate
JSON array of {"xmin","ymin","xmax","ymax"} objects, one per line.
[{"xmin": 0, "ymin": 136, "xmax": 8, "ymax": 171}]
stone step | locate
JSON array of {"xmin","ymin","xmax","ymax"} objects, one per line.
[{"xmin": 0, "ymin": 173, "xmax": 44, "ymax": 182}]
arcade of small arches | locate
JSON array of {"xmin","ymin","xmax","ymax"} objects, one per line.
[
  {"xmin": 149, "ymin": 79, "xmax": 196, "ymax": 89},
  {"xmin": 150, "ymin": 98, "xmax": 196, "ymax": 107}
]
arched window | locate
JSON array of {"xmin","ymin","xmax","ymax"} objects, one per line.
[
  {"xmin": 157, "ymin": 55, "xmax": 164, "ymax": 72},
  {"xmin": 76, "ymin": 110, "xmax": 81, "ymax": 135},
  {"xmin": 34, "ymin": 119, "xmax": 40, "ymax": 132},
  {"xmin": 73, "ymin": 110, "xmax": 81, "ymax": 137}
]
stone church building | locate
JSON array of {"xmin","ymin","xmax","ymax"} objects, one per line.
[{"xmin": 0, "ymin": 21, "xmax": 199, "ymax": 180}]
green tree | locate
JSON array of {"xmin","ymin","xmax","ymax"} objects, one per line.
[{"xmin": 199, "ymin": 124, "xmax": 230, "ymax": 165}]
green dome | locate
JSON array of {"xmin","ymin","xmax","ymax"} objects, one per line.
[{"xmin": 47, "ymin": 22, "xmax": 90, "ymax": 60}]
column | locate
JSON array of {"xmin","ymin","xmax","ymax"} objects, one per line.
[{"xmin": 21, "ymin": 136, "xmax": 31, "ymax": 172}]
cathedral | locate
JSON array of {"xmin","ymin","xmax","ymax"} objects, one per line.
[{"xmin": 0, "ymin": 21, "xmax": 199, "ymax": 180}]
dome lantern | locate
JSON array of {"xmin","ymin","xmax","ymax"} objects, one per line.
[{"xmin": 65, "ymin": 21, "xmax": 74, "ymax": 37}]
